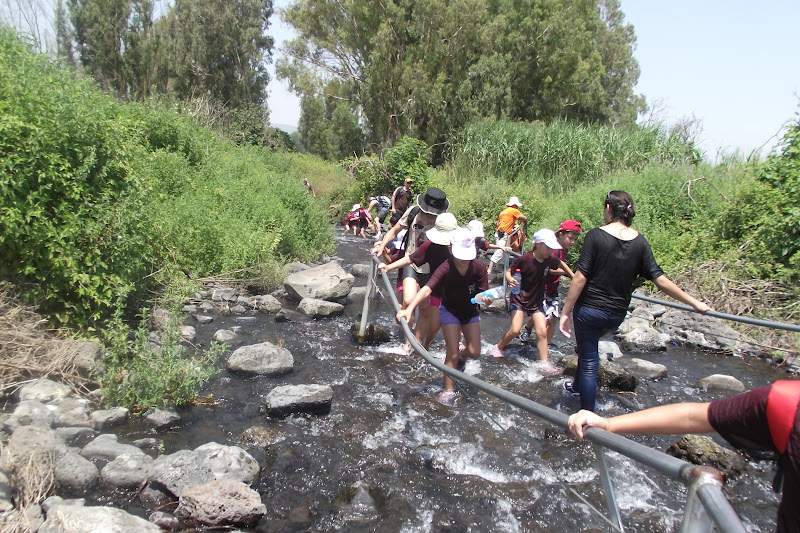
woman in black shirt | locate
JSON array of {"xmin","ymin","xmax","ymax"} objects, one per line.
[{"xmin": 559, "ymin": 191, "xmax": 711, "ymax": 411}]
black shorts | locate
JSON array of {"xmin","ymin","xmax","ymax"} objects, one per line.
[{"xmin": 402, "ymin": 265, "xmax": 431, "ymax": 287}]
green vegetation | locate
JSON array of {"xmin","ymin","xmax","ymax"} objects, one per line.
[
  {"xmin": 280, "ymin": 0, "xmax": 643, "ymax": 159},
  {"xmin": 101, "ymin": 307, "xmax": 225, "ymax": 411}
]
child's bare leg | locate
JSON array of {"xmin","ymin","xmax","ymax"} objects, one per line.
[
  {"xmin": 401, "ymin": 276, "xmax": 419, "ymax": 348},
  {"xmin": 441, "ymin": 323, "xmax": 462, "ymax": 391},
  {"xmin": 421, "ymin": 302, "xmax": 440, "ymax": 350},
  {"xmin": 546, "ymin": 315, "xmax": 557, "ymax": 344},
  {"xmin": 461, "ymin": 321, "xmax": 481, "ymax": 359},
  {"xmin": 531, "ymin": 311, "xmax": 549, "ymax": 362},
  {"xmin": 497, "ymin": 310, "xmax": 525, "ymax": 350}
]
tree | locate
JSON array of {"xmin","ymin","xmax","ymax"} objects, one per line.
[
  {"xmin": 69, "ymin": 0, "xmax": 132, "ymax": 93},
  {"xmin": 298, "ymin": 95, "xmax": 331, "ymax": 159},
  {"xmin": 278, "ymin": 0, "xmax": 644, "ymax": 153},
  {"xmin": 329, "ymin": 103, "xmax": 363, "ymax": 159},
  {"xmin": 156, "ymin": 0, "xmax": 274, "ymax": 108}
]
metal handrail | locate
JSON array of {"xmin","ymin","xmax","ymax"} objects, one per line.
[
  {"xmin": 631, "ymin": 293, "xmax": 800, "ymax": 333},
  {"xmin": 361, "ymin": 254, "xmax": 747, "ymax": 533}
]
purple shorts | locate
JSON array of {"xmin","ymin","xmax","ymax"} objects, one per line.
[{"xmin": 439, "ymin": 306, "xmax": 480, "ymax": 326}]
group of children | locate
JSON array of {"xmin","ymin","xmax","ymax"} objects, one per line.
[{"xmin": 371, "ymin": 196, "xmax": 583, "ymax": 403}]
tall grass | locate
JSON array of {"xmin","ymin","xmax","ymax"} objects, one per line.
[{"xmin": 448, "ymin": 119, "xmax": 699, "ymax": 191}]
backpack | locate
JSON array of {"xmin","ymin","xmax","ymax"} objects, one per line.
[
  {"xmin": 376, "ymin": 195, "xmax": 391, "ymax": 209},
  {"xmin": 766, "ymin": 380, "xmax": 800, "ymax": 492},
  {"xmin": 400, "ymin": 206, "xmax": 421, "ymax": 253}
]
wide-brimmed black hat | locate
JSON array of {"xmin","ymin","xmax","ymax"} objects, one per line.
[{"xmin": 417, "ymin": 187, "xmax": 449, "ymax": 215}]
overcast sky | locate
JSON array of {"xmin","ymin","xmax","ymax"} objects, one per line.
[{"xmin": 267, "ymin": 0, "xmax": 800, "ymax": 160}]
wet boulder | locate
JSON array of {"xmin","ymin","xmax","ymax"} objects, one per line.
[
  {"xmin": 265, "ymin": 384, "xmax": 334, "ymax": 417},
  {"xmin": 38, "ymin": 503, "xmax": 162, "ymax": 532},
  {"xmin": 213, "ymin": 329, "xmax": 237, "ymax": 343},
  {"xmin": 563, "ymin": 356, "xmax": 638, "ymax": 391},
  {"xmin": 101, "ymin": 453, "xmax": 154, "ymax": 489},
  {"xmin": 257, "ymin": 294, "xmax": 283, "ymax": 314},
  {"xmin": 350, "ymin": 323, "xmax": 391, "ymax": 345},
  {"xmin": 144, "ymin": 407, "xmax": 181, "ymax": 430},
  {"xmin": 54, "ymin": 452, "xmax": 98, "ymax": 491},
  {"xmin": 174, "ymin": 479, "xmax": 266, "ymax": 527},
  {"xmin": 193, "ymin": 442, "xmax": 261, "ymax": 485},
  {"xmin": 696, "ymin": 374, "xmax": 745, "ymax": 393},
  {"xmin": 658, "ymin": 310, "xmax": 758, "ymax": 354},
  {"xmin": 80, "ymin": 433, "xmax": 146, "ymax": 464},
  {"xmin": 299, "ymin": 297, "xmax": 344, "ymax": 318},
  {"xmin": 148, "ymin": 450, "xmax": 215, "ymax": 498},
  {"xmin": 667, "ymin": 435, "xmax": 747, "ymax": 480},
  {"xmin": 283, "ymin": 261, "xmax": 354, "ymax": 301},
  {"xmin": 335, "ymin": 480, "xmax": 381, "ymax": 522},
  {"xmin": 89, "ymin": 406, "xmax": 129, "ymax": 430},
  {"xmin": 236, "ymin": 426, "xmax": 285, "ymax": 449},
  {"xmin": 620, "ymin": 358, "xmax": 668, "ymax": 381},
  {"xmin": 227, "ymin": 342, "xmax": 294, "ymax": 376}
]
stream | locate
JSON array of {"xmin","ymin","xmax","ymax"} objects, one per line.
[{"xmin": 97, "ymin": 233, "xmax": 782, "ymax": 532}]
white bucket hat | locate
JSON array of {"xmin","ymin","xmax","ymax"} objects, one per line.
[
  {"xmin": 352, "ymin": 204, "xmax": 361, "ymax": 212},
  {"xmin": 426, "ymin": 213, "xmax": 459, "ymax": 245},
  {"xmin": 507, "ymin": 196, "xmax": 522, "ymax": 207}
]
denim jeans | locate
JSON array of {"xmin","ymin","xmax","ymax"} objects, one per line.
[{"xmin": 573, "ymin": 305, "xmax": 625, "ymax": 411}]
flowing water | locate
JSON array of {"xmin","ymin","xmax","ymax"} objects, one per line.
[{"xmin": 101, "ymin": 233, "xmax": 782, "ymax": 532}]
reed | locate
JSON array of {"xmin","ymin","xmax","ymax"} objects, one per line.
[{"xmin": 448, "ymin": 119, "xmax": 699, "ymax": 192}]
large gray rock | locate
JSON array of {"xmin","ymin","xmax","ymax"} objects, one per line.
[
  {"xmin": 696, "ymin": 374, "xmax": 745, "ymax": 393},
  {"xmin": 213, "ymin": 329, "xmax": 237, "ymax": 343},
  {"xmin": 265, "ymin": 384, "xmax": 334, "ymax": 417},
  {"xmin": 5, "ymin": 400, "xmax": 56, "ymax": 432},
  {"xmin": 563, "ymin": 356, "xmax": 638, "ymax": 391},
  {"xmin": 68, "ymin": 340, "xmax": 104, "ymax": 376},
  {"xmin": 298, "ymin": 298, "xmax": 344, "ymax": 318},
  {"xmin": 51, "ymin": 397, "xmax": 92, "ymax": 428},
  {"xmin": 18, "ymin": 379, "xmax": 72, "ymax": 403},
  {"xmin": 54, "ymin": 452, "xmax": 99, "ymax": 491},
  {"xmin": 90, "ymin": 407, "xmax": 129, "ymax": 429},
  {"xmin": 80, "ymin": 433, "xmax": 146, "ymax": 464},
  {"xmin": 193, "ymin": 442, "xmax": 260, "ymax": 486},
  {"xmin": 5, "ymin": 426, "xmax": 67, "ymax": 493},
  {"xmin": 619, "ymin": 318, "xmax": 669, "ymax": 352},
  {"xmin": 144, "ymin": 407, "xmax": 181, "ymax": 430},
  {"xmin": 212, "ymin": 288, "xmax": 238, "ymax": 302},
  {"xmin": 227, "ymin": 342, "xmax": 294, "ymax": 376},
  {"xmin": 101, "ymin": 453, "xmax": 154, "ymax": 489},
  {"xmin": 284, "ymin": 261, "xmax": 354, "ymax": 301},
  {"xmin": 598, "ymin": 340, "xmax": 624, "ymax": 360},
  {"xmin": 0, "ymin": 467, "xmax": 13, "ymax": 513},
  {"xmin": 667, "ymin": 434, "xmax": 748, "ymax": 480},
  {"xmin": 658, "ymin": 310, "xmax": 758, "ymax": 354},
  {"xmin": 38, "ymin": 504, "xmax": 162, "ymax": 533},
  {"xmin": 256, "ymin": 294, "xmax": 283, "ymax": 314},
  {"xmin": 174, "ymin": 479, "xmax": 266, "ymax": 527},
  {"xmin": 621, "ymin": 358, "xmax": 668, "ymax": 381},
  {"xmin": 148, "ymin": 450, "xmax": 215, "ymax": 498}
]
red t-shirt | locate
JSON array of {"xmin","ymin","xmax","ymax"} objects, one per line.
[
  {"xmin": 544, "ymin": 248, "xmax": 567, "ymax": 297},
  {"xmin": 508, "ymin": 252, "xmax": 562, "ymax": 311},
  {"xmin": 708, "ymin": 383, "xmax": 799, "ymax": 532}
]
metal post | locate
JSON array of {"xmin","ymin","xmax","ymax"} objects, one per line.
[
  {"xmin": 357, "ymin": 259, "xmax": 376, "ymax": 341},
  {"xmin": 593, "ymin": 445, "xmax": 624, "ymax": 532},
  {"xmin": 679, "ymin": 467, "xmax": 720, "ymax": 533}
]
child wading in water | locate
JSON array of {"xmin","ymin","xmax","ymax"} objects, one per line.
[
  {"xmin": 520, "ymin": 220, "xmax": 581, "ymax": 345},
  {"xmin": 491, "ymin": 229, "xmax": 570, "ymax": 374},
  {"xmin": 396, "ymin": 227, "xmax": 490, "ymax": 404}
]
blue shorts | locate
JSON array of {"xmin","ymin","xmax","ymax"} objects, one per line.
[
  {"xmin": 440, "ymin": 306, "xmax": 480, "ymax": 325},
  {"xmin": 509, "ymin": 302, "xmax": 545, "ymax": 316}
]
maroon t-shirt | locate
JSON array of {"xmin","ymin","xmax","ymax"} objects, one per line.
[
  {"xmin": 426, "ymin": 258, "xmax": 488, "ymax": 323},
  {"xmin": 544, "ymin": 247, "xmax": 567, "ymax": 297},
  {"xmin": 708, "ymin": 383, "xmax": 799, "ymax": 532},
  {"xmin": 408, "ymin": 240, "xmax": 451, "ymax": 273},
  {"xmin": 508, "ymin": 252, "xmax": 562, "ymax": 311}
]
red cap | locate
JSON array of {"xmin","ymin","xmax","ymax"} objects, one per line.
[{"xmin": 559, "ymin": 220, "xmax": 582, "ymax": 232}]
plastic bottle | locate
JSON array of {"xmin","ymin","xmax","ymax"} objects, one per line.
[
  {"xmin": 511, "ymin": 269, "xmax": 522, "ymax": 295},
  {"xmin": 470, "ymin": 286, "xmax": 505, "ymax": 304}
]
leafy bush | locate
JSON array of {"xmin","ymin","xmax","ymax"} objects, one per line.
[
  {"xmin": 384, "ymin": 136, "xmax": 434, "ymax": 193},
  {"xmin": 100, "ymin": 307, "xmax": 224, "ymax": 411},
  {"xmin": 0, "ymin": 29, "xmax": 154, "ymax": 328}
]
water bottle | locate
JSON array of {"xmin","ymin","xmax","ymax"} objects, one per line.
[
  {"xmin": 511, "ymin": 269, "xmax": 522, "ymax": 295},
  {"xmin": 470, "ymin": 286, "xmax": 505, "ymax": 304}
]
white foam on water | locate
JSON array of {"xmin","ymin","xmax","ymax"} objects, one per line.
[
  {"xmin": 493, "ymin": 498, "xmax": 522, "ymax": 532},
  {"xmin": 362, "ymin": 411, "xmax": 412, "ymax": 450},
  {"xmin": 400, "ymin": 507, "xmax": 434, "ymax": 533},
  {"xmin": 432, "ymin": 442, "xmax": 516, "ymax": 483}
]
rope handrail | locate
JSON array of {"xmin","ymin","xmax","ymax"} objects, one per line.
[{"xmin": 368, "ymin": 255, "xmax": 747, "ymax": 533}]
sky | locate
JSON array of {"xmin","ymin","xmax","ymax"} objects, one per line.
[{"xmin": 267, "ymin": 0, "xmax": 800, "ymax": 160}]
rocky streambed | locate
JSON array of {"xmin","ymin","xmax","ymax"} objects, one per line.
[{"xmin": 0, "ymin": 243, "xmax": 792, "ymax": 532}]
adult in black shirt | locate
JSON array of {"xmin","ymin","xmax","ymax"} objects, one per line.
[{"xmin": 559, "ymin": 190, "xmax": 711, "ymax": 411}]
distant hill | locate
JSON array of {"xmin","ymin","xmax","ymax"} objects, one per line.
[{"xmin": 272, "ymin": 123, "xmax": 297, "ymax": 134}]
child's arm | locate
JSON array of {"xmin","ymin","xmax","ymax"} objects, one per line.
[
  {"xmin": 550, "ymin": 260, "xmax": 574, "ymax": 278},
  {"xmin": 378, "ymin": 254, "xmax": 411, "ymax": 274},
  {"xmin": 396, "ymin": 285, "xmax": 432, "ymax": 324}
]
